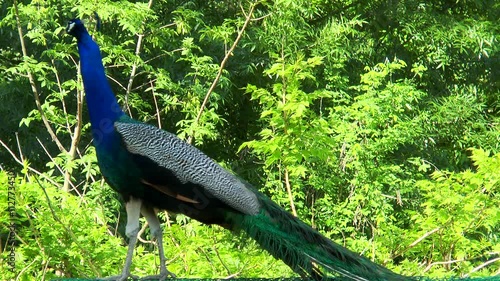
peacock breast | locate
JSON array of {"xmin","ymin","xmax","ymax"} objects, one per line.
[{"xmin": 95, "ymin": 139, "xmax": 144, "ymax": 197}]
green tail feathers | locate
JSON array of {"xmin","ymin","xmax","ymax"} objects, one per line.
[{"xmin": 227, "ymin": 189, "xmax": 409, "ymax": 281}]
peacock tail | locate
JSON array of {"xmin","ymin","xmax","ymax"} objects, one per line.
[{"xmin": 225, "ymin": 183, "xmax": 410, "ymax": 281}]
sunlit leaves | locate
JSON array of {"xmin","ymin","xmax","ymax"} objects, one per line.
[
  {"xmin": 409, "ymin": 149, "xmax": 500, "ymax": 275},
  {"xmin": 1, "ymin": 0, "xmax": 499, "ymax": 279}
]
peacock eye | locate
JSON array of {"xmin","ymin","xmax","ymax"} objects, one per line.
[{"xmin": 67, "ymin": 21, "xmax": 75, "ymax": 32}]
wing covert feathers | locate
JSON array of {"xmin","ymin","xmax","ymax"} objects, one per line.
[{"xmin": 115, "ymin": 121, "xmax": 260, "ymax": 215}]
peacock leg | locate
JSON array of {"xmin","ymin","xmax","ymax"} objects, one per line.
[
  {"xmin": 139, "ymin": 205, "xmax": 176, "ymax": 281},
  {"xmin": 100, "ymin": 197, "xmax": 142, "ymax": 281}
]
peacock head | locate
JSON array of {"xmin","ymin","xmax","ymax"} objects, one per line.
[{"xmin": 66, "ymin": 19, "xmax": 86, "ymax": 39}]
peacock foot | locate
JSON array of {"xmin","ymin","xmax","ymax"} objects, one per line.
[
  {"xmin": 99, "ymin": 273, "xmax": 140, "ymax": 281},
  {"xmin": 140, "ymin": 268, "xmax": 176, "ymax": 281}
]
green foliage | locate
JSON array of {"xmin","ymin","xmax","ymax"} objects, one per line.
[
  {"xmin": 406, "ymin": 149, "xmax": 500, "ymax": 277},
  {"xmin": 0, "ymin": 171, "xmax": 123, "ymax": 280},
  {"xmin": 0, "ymin": 171, "xmax": 293, "ymax": 279},
  {"xmin": 1, "ymin": 0, "xmax": 499, "ymax": 280}
]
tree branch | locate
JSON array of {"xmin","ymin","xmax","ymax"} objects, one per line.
[
  {"xmin": 464, "ymin": 257, "xmax": 500, "ymax": 277},
  {"xmin": 0, "ymin": 138, "xmax": 61, "ymax": 188},
  {"xmin": 278, "ymin": 23, "xmax": 297, "ymax": 217},
  {"xmin": 391, "ymin": 227, "xmax": 441, "ymax": 259},
  {"xmin": 151, "ymin": 81, "xmax": 162, "ymax": 129},
  {"xmin": 187, "ymin": 1, "xmax": 258, "ymax": 144},
  {"xmin": 13, "ymin": 0, "xmax": 66, "ymax": 153},
  {"xmin": 62, "ymin": 62, "xmax": 85, "ymax": 192},
  {"xmin": 423, "ymin": 259, "xmax": 465, "ymax": 272},
  {"xmin": 284, "ymin": 168, "xmax": 297, "ymax": 217},
  {"xmin": 124, "ymin": 0, "xmax": 154, "ymax": 117},
  {"xmin": 36, "ymin": 137, "xmax": 77, "ymax": 192}
]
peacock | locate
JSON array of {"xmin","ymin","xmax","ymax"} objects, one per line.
[{"xmin": 66, "ymin": 18, "xmax": 411, "ymax": 281}]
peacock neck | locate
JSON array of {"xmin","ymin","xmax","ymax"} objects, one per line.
[{"xmin": 77, "ymin": 32, "xmax": 125, "ymax": 147}]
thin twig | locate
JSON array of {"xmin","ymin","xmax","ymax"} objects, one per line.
[
  {"xmin": 0, "ymin": 139, "xmax": 61, "ymax": 188},
  {"xmin": 15, "ymin": 133, "xmax": 24, "ymax": 162},
  {"xmin": 144, "ymin": 22, "xmax": 176, "ymax": 37},
  {"xmin": 197, "ymin": 246, "xmax": 217, "ymax": 271},
  {"xmin": 187, "ymin": 2, "xmax": 257, "ymax": 144},
  {"xmin": 106, "ymin": 74, "xmax": 127, "ymax": 92},
  {"xmin": 137, "ymin": 221, "xmax": 154, "ymax": 244},
  {"xmin": 423, "ymin": 258, "xmax": 465, "ymax": 272},
  {"xmin": 310, "ymin": 190, "xmax": 315, "ymax": 228},
  {"xmin": 212, "ymin": 236, "xmax": 231, "ymax": 275},
  {"xmin": 124, "ymin": 0, "xmax": 154, "ymax": 116},
  {"xmin": 144, "ymin": 50, "xmax": 179, "ymax": 64},
  {"xmin": 13, "ymin": 0, "xmax": 66, "ymax": 153},
  {"xmin": 224, "ymin": 260, "xmax": 251, "ymax": 279},
  {"xmin": 284, "ymin": 168, "xmax": 297, "ymax": 217},
  {"xmin": 464, "ymin": 257, "xmax": 500, "ymax": 277},
  {"xmin": 36, "ymin": 137, "xmax": 83, "ymax": 197},
  {"xmin": 151, "ymin": 81, "xmax": 162, "ymax": 129},
  {"xmin": 41, "ymin": 257, "xmax": 51, "ymax": 281},
  {"xmin": 49, "ymin": 56, "xmax": 71, "ymax": 133},
  {"xmin": 391, "ymin": 227, "xmax": 441, "ymax": 259},
  {"xmin": 36, "ymin": 137, "xmax": 78, "ymax": 192},
  {"xmin": 15, "ymin": 259, "xmax": 37, "ymax": 281},
  {"xmin": 408, "ymin": 228, "xmax": 440, "ymax": 248},
  {"xmin": 251, "ymin": 13, "xmax": 272, "ymax": 21},
  {"xmin": 132, "ymin": 78, "xmax": 157, "ymax": 92}
]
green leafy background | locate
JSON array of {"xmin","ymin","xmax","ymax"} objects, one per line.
[{"xmin": 0, "ymin": 0, "xmax": 499, "ymax": 280}]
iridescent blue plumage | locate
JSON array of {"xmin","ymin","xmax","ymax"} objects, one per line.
[
  {"xmin": 70, "ymin": 19, "xmax": 124, "ymax": 140},
  {"xmin": 67, "ymin": 19, "xmax": 412, "ymax": 281}
]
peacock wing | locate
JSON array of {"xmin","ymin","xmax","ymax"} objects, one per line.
[{"xmin": 114, "ymin": 120, "xmax": 260, "ymax": 215}]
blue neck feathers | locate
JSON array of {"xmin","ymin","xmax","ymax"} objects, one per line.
[{"xmin": 76, "ymin": 31, "xmax": 125, "ymax": 146}]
